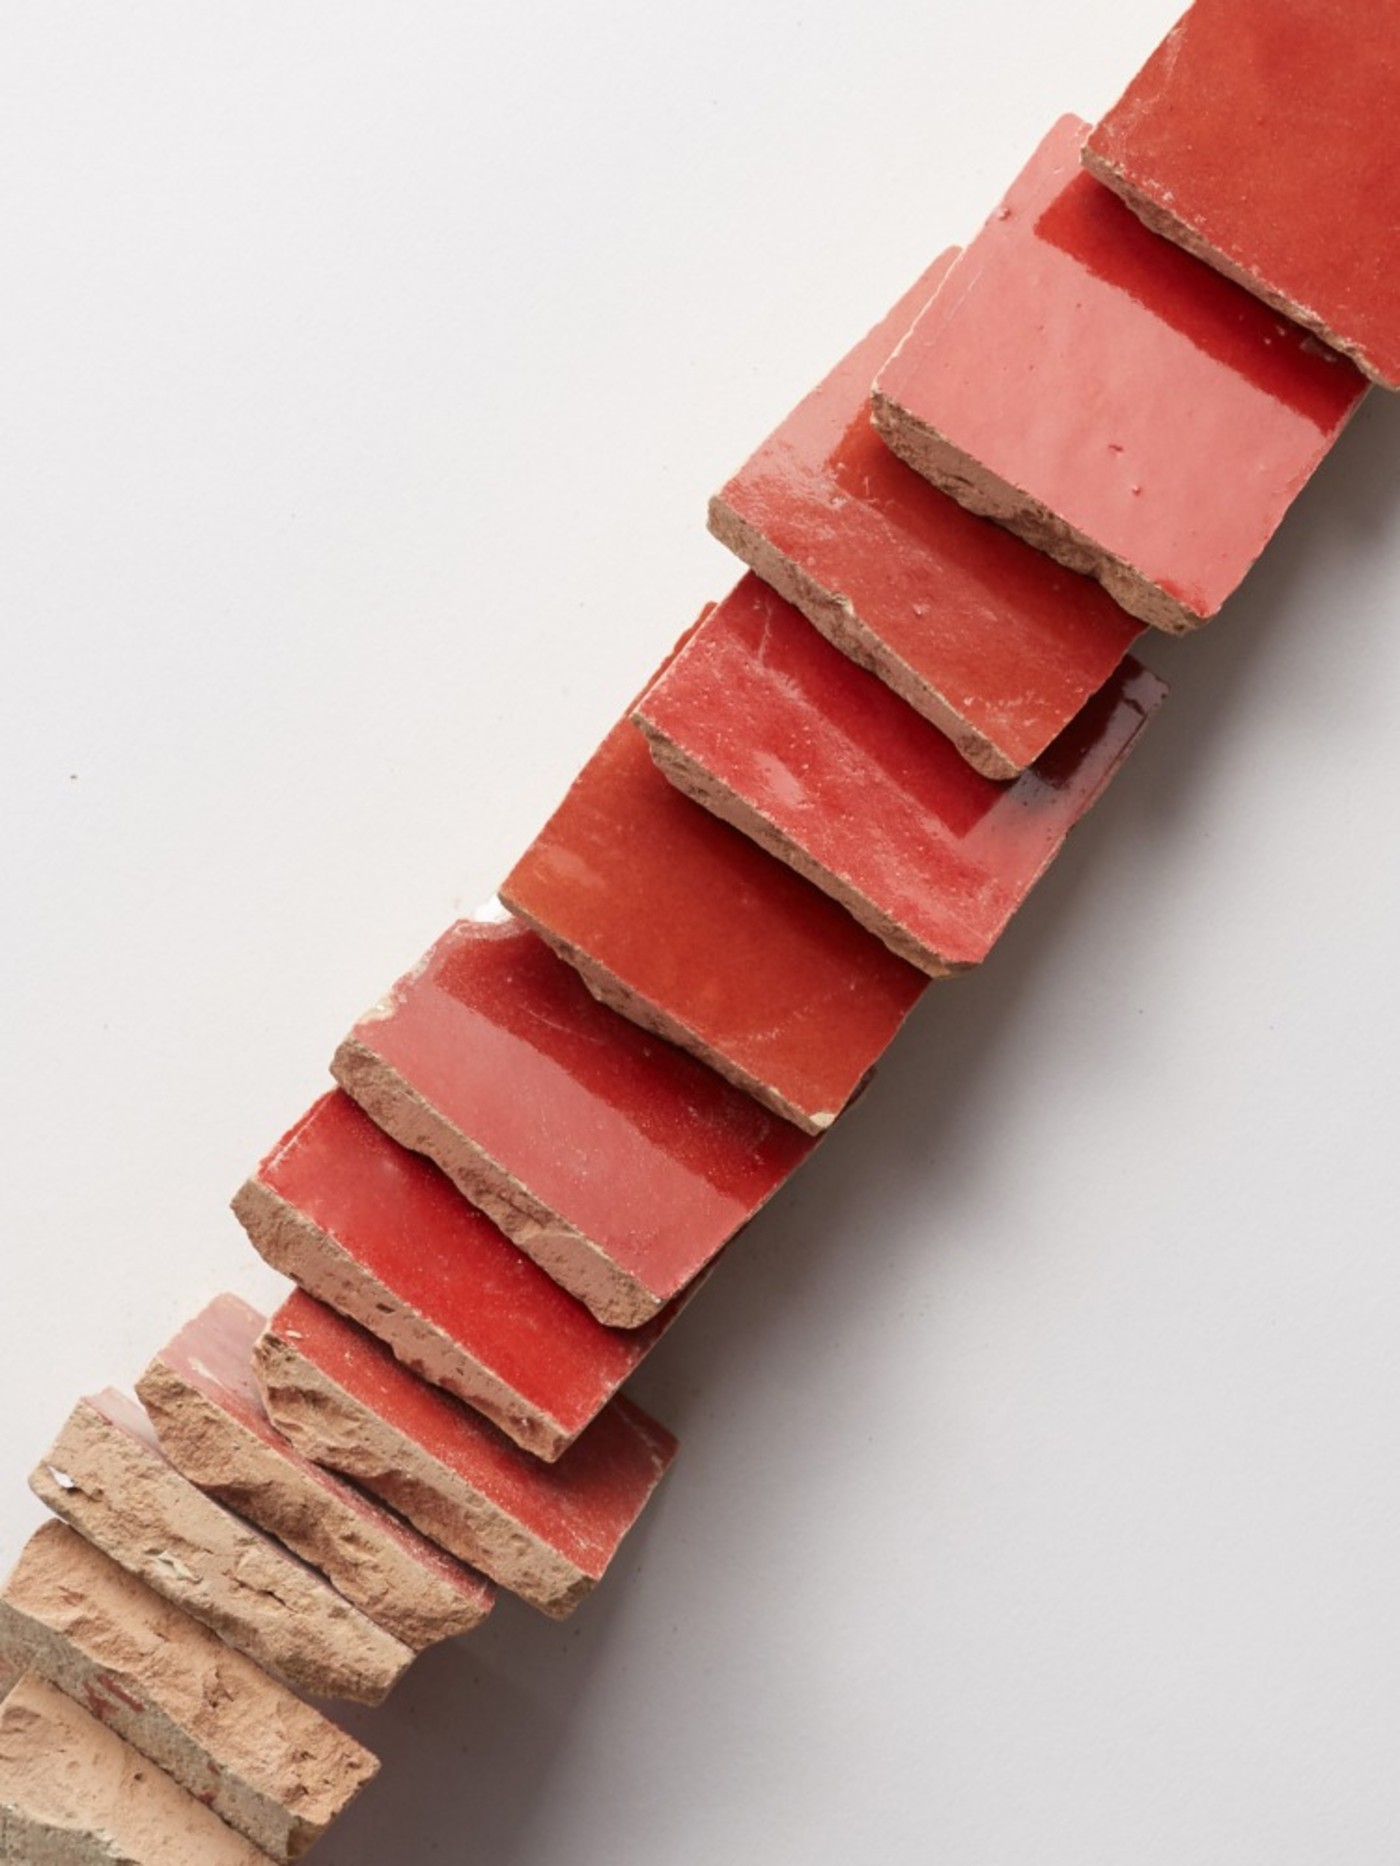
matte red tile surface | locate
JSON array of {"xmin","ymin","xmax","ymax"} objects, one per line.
[
  {"xmin": 333, "ymin": 919, "xmax": 813, "ymax": 1328},
  {"xmin": 1087, "ymin": 0, "xmax": 1400, "ymax": 390},
  {"xmin": 635, "ymin": 576, "xmax": 1167, "ymax": 974},
  {"xmin": 711, "ymin": 250, "xmax": 1141, "ymax": 777},
  {"xmin": 236, "ymin": 1090, "xmax": 681, "ymax": 1459},
  {"xmin": 138, "ymin": 1294, "xmax": 495, "ymax": 1647},
  {"xmin": 873, "ymin": 116, "xmax": 1366, "ymax": 632},
  {"xmin": 499, "ymin": 664, "xmax": 927, "ymax": 1132},
  {"xmin": 256, "ymin": 1292, "xmax": 676, "ymax": 1617}
]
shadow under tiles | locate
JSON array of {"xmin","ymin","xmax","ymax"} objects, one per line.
[{"xmin": 312, "ymin": 388, "xmax": 1400, "ymax": 1862}]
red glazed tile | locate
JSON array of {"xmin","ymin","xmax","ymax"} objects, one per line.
[
  {"xmin": 29, "ymin": 1390, "xmax": 413, "ymax": 1705},
  {"xmin": 255, "ymin": 1292, "xmax": 677, "ymax": 1620},
  {"xmin": 332, "ymin": 917, "xmax": 813, "ymax": 1329},
  {"xmin": 634, "ymin": 576, "xmax": 1167, "ymax": 975},
  {"xmin": 711, "ymin": 250, "xmax": 1141, "ymax": 777},
  {"xmin": 1087, "ymin": 0, "xmax": 1400, "ymax": 391},
  {"xmin": 872, "ymin": 115, "xmax": 1367, "ymax": 633},
  {"xmin": 137, "ymin": 1294, "xmax": 495, "ymax": 1651},
  {"xmin": 498, "ymin": 659, "xmax": 927, "ymax": 1133},
  {"xmin": 234, "ymin": 1090, "xmax": 683, "ymax": 1460}
]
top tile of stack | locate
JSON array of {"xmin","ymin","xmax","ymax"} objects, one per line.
[{"xmin": 1086, "ymin": 0, "xmax": 1400, "ymax": 391}]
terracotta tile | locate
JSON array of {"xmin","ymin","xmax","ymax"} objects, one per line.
[
  {"xmin": 137, "ymin": 1295, "xmax": 495, "ymax": 1652},
  {"xmin": 498, "ymin": 669, "xmax": 927, "ymax": 1133},
  {"xmin": 0, "ymin": 1672, "xmax": 273, "ymax": 1865},
  {"xmin": 711, "ymin": 250, "xmax": 1141, "ymax": 777},
  {"xmin": 333, "ymin": 918, "xmax": 813, "ymax": 1329},
  {"xmin": 635, "ymin": 576, "xmax": 1167, "ymax": 974},
  {"xmin": 234, "ymin": 1091, "xmax": 681, "ymax": 1459},
  {"xmin": 872, "ymin": 115, "xmax": 1367, "ymax": 633},
  {"xmin": 1086, "ymin": 0, "xmax": 1400, "ymax": 391},
  {"xmin": 28, "ymin": 1390, "xmax": 413, "ymax": 1706},
  {"xmin": 254, "ymin": 1292, "xmax": 676, "ymax": 1621},
  {"xmin": 0, "ymin": 1520, "xmax": 376, "ymax": 1863}
]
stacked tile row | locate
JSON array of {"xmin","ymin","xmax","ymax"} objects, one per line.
[{"xmin": 3, "ymin": 4, "xmax": 1390, "ymax": 1857}]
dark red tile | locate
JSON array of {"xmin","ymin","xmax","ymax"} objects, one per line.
[
  {"xmin": 333, "ymin": 919, "xmax": 813, "ymax": 1328},
  {"xmin": 137, "ymin": 1294, "xmax": 495, "ymax": 1650},
  {"xmin": 235, "ymin": 1091, "xmax": 684, "ymax": 1459},
  {"xmin": 1087, "ymin": 0, "xmax": 1400, "ymax": 390},
  {"xmin": 635, "ymin": 576, "xmax": 1167, "ymax": 974},
  {"xmin": 873, "ymin": 116, "xmax": 1367, "ymax": 632},
  {"xmin": 499, "ymin": 658, "xmax": 928, "ymax": 1133},
  {"xmin": 255, "ymin": 1292, "xmax": 677, "ymax": 1620},
  {"xmin": 712, "ymin": 249, "xmax": 1141, "ymax": 777}
]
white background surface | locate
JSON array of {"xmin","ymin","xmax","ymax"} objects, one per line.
[{"xmin": 3, "ymin": 4, "xmax": 1399, "ymax": 1861}]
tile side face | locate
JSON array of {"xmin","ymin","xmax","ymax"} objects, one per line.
[
  {"xmin": 873, "ymin": 115, "xmax": 1366, "ymax": 631},
  {"xmin": 1087, "ymin": 0, "xmax": 1400, "ymax": 390},
  {"xmin": 28, "ymin": 1391, "xmax": 414, "ymax": 1706},
  {"xmin": 635, "ymin": 576, "xmax": 1166, "ymax": 973},
  {"xmin": 0, "ymin": 1520, "xmax": 376, "ymax": 1864},
  {"xmin": 236, "ymin": 1089, "xmax": 676, "ymax": 1455},
  {"xmin": 711, "ymin": 249, "xmax": 1141, "ymax": 775},
  {"xmin": 137, "ymin": 1294, "xmax": 495, "ymax": 1651},
  {"xmin": 255, "ymin": 1293, "xmax": 677, "ymax": 1620},
  {"xmin": 336, "ymin": 918, "xmax": 813, "ymax": 1325},
  {"xmin": 0, "ymin": 1672, "xmax": 272, "ymax": 1865}
]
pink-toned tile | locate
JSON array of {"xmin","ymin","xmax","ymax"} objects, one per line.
[
  {"xmin": 332, "ymin": 918, "xmax": 813, "ymax": 1329},
  {"xmin": 498, "ymin": 658, "xmax": 928, "ymax": 1133},
  {"xmin": 635, "ymin": 576, "xmax": 1167, "ymax": 974},
  {"xmin": 711, "ymin": 249, "xmax": 1141, "ymax": 777},
  {"xmin": 29, "ymin": 1390, "xmax": 413, "ymax": 1704},
  {"xmin": 137, "ymin": 1294, "xmax": 495, "ymax": 1651},
  {"xmin": 234, "ymin": 1091, "xmax": 684, "ymax": 1459},
  {"xmin": 0, "ymin": 1519, "xmax": 378, "ymax": 1863},
  {"xmin": 873, "ymin": 116, "xmax": 1366, "ymax": 632},
  {"xmin": 255, "ymin": 1292, "xmax": 676, "ymax": 1620},
  {"xmin": 0, "ymin": 1673, "xmax": 271, "ymax": 1866},
  {"xmin": 1087, "ymin": 0, "xmax": 1400, "ymax": 390}
]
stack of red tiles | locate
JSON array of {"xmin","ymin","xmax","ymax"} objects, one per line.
[{"xmin": 2, "ymin": 3, "xmax": 1390, "ymax": 1857}]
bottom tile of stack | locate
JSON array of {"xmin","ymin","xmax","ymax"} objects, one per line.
[
  {"xmin": 0, "ymin": 1670, "xmax": 273, "ymax": 1863},
  {"xmin": 0, "ymin": 1520, "xmax": 378, "ymax": 1862}
]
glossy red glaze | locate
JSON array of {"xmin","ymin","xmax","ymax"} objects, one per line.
[
  {"xmin": 151, "ymin": 1294, "xmax": 495, "ymax": 1609},
  {"xmin": 248, "ymin": 1091, "xmax": 679, "ymax": 1452},
  {"xmin": 875, "ymin": 116, "xmax": 1366, "ymax": 626},
  {"xmin": 1088, "ymin": 0, "xmax": 1400, "ymax": 390},
  {"xmin": 341, "ymin": 919, "xmax": 812, "ymax": 1309},
  {"xmin": 712, "ymin": 251, "xmax": 1140, "ymax": 774},
  {"xmin": 499, "ymin": 675, "xmax": 928, "ymax": 1132},
  {"xmin": 635, "ymin": 576, "xmax": 1167, "ymax": 973},
  {"xmin": 263, "ymin": 1293, "xmax": 676, "ymax": 1578}
]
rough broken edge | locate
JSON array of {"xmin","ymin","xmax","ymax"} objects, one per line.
[
  {"xmin": 28, "ymin": 1394, "xmax": 414, "ymax": 1706},
  {"xmin": 634, "ymin": 710, "xmax": 963, "ymax": 977},
  {"xmin": 1082, "ymin": 141, "xmax": 1398, "ymax": 394},
  {"xmin": 0, "ymin": 1671, "xmax": 272, "ymax": 1865},
  {"xmin": 497, "ymin": 893, "xmax": 843, "ymax": 1136},
  {"xmin": 707, "ymin": 493, "xmax": 1026, "ymax": 779},
  {"xmin": 253, "ymin": 1326, "xmax": 601, "ymax": 1620},
  {"xmin": 0, "ymin": 1519, "xmax": 377, "ymax": 1863},
  {"xmin": 869, "ymin": 384, "xmax": 1205, "ymax": 635},
  {"xmin": 136, "ymin": 1347, "xmax": 494, "ymax": 1651},
  {"xmin": 331, "ymin": 1033, "xmax": 666, "ymax": 1328}
]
